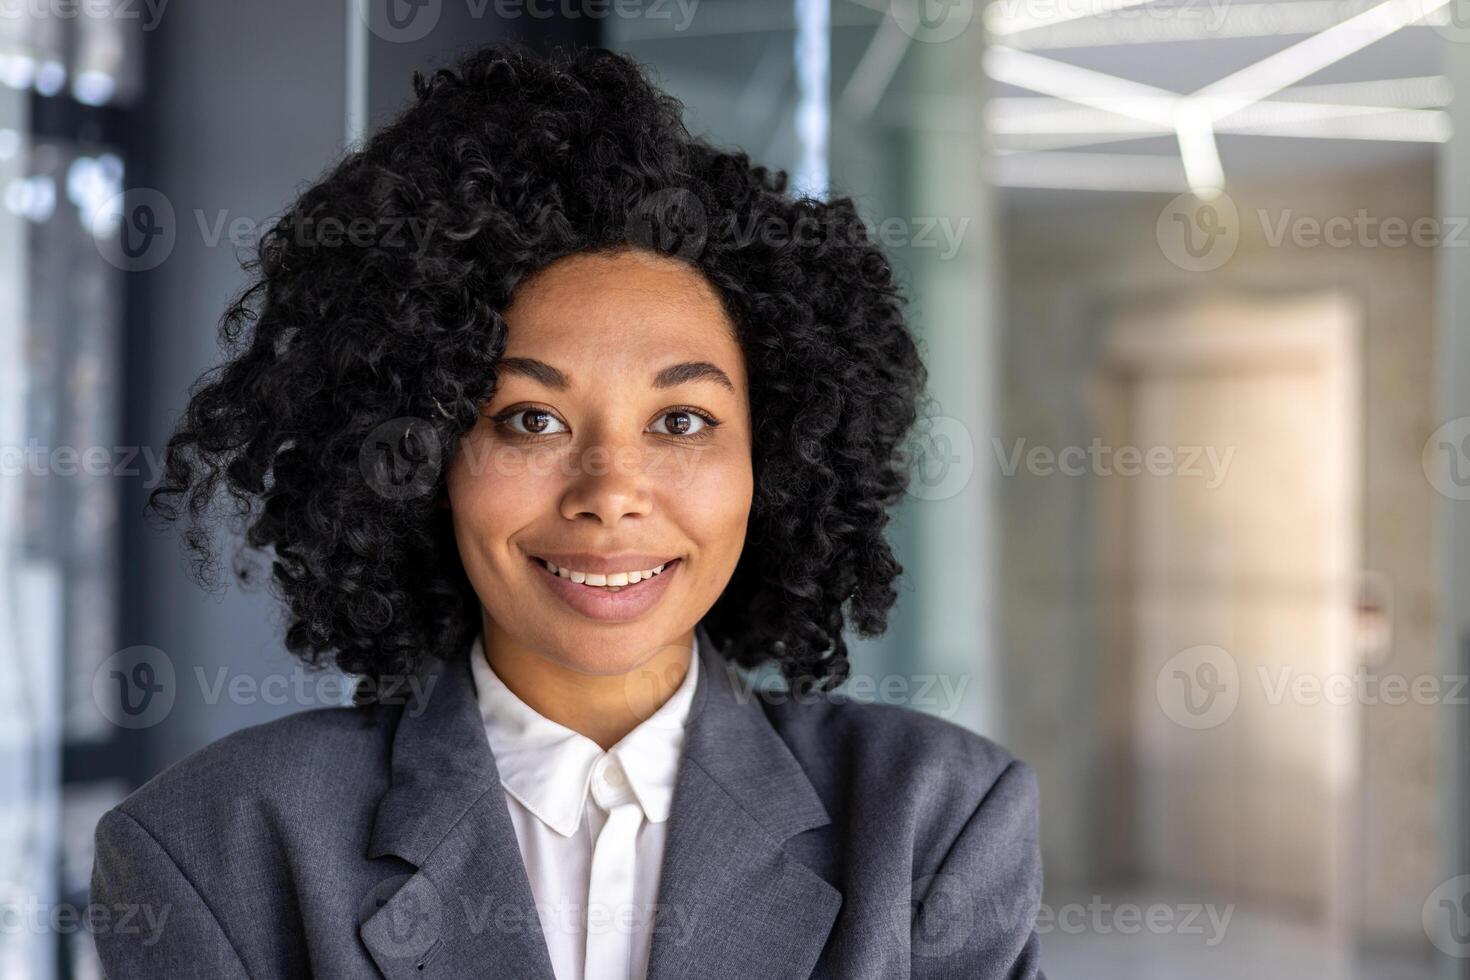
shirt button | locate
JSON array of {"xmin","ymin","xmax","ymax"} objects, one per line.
[{"xmin": 604, "ymin": 761, "xmax": 626, "ymax": 786}]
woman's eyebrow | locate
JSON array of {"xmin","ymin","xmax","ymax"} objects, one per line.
[
  {"xmin": 652, "ymin": 360, "xmax": 734, "ymax": 391},
  {"xmin": 497, "ymin": 356, "xmax": 570, "ymax": 389},
  {"xmin": 496, "ymin": 357, "xmax": 734, "ymax": 392}
]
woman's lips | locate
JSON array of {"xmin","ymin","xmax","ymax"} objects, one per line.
[{"xmin": 528, "ymin": 554, "xmax": 682, "ymax": 622}]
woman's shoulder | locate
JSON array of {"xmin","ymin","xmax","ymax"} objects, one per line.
[
  {"xmin": 104, "ymin": 701, "xmax": 396, "ymax": 841},
  {"xmin": 758, "ymin": 682, "xmax": 1039, "ymax": 827}
]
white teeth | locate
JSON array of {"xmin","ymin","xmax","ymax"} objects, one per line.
[{"xmin": 540, "ymin": 558, "xmax": 670, "ymax": 588}]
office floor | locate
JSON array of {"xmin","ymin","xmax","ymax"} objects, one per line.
[{"xmin": 1036, "ymin": 889, "xmax": 1439, "ymax": 980}]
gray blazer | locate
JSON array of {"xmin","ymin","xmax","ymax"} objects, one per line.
[{"xmin": 91, "ymin": 626, "xmax": 1046, "ymax": 979}]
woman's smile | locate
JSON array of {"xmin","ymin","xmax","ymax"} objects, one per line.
[{"xmin": 526, "ymin": 551, "xmax": 684, "ymax": 622}]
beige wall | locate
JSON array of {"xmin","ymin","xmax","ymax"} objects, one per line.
[{"xmin": 998, "ymin": 159, "xmax": 1439, "ymax": 943}]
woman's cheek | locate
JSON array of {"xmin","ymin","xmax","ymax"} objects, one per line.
[
  {"xmin": 672, "ymin": 447, "xmax": 753, "ymax": 551},
  {"xmin": 453, "ymin": 437, "xmax": 559, "ymax": 503},
  {"xmin": 448, "ymin": 440, "xmax": 545, "ymax": 552}
]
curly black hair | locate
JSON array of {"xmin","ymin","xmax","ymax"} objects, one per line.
[{"xmin": 147, "ymin": 40, "xmax": 930, "ymax": 701}]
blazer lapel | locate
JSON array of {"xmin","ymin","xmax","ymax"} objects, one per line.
[
  {"xmin": 645, "ymin": 626, "xmax": 842, "ymax": 980},
  {"xmin": 359, "ymin": 652, "xmax": 558, "ymax": 979}
]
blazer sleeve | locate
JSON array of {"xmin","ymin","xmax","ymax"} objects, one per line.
[
  {"xmin": 911, "ymin": 759, "xmax": 1046, "ymax": 980},
  {"xmin": 90, "ymin": 806, "xmax": 253, "ymax": 980}
]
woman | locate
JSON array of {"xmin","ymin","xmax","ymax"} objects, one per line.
[{"xmin": 91, "ymin": 41, "xmax": 1045, "ymax": 980}]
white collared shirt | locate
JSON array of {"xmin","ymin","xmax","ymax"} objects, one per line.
[{"xmin": 468, "ymin": 632, "xmax": 699, "ymax": 980}]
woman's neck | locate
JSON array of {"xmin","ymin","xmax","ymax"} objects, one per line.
[{"xmin": 479, "ymin": 618, "xmax": 694, "ymax": 751}]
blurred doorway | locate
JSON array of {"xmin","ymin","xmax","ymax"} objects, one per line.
[{"xmin": 1092, "ymin": 291, "xmax": 1362, "ymax": 929}]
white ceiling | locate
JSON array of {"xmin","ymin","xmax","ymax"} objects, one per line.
[
  {"xmin": 610, "ymin": 0, "xmax": 1449, "ymax": 202},
  {"xmin": 986, "ymin": 2, "xmax": 1449, "ymax": 200}
]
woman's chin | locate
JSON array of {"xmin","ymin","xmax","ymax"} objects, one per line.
[{"xmin": 534, "ymin": 629, "xmax": 689, "ymax": 677}]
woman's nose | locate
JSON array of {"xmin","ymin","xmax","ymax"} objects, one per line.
[{"xmin": 557, "ymin": 439, "xmax": 656, "ymax": 525}]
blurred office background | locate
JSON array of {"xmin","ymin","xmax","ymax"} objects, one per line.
[{"xmin": 2, "ymin": 0, "xmax": 1469, "ymax": 977}]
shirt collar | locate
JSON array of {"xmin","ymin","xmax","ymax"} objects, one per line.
[{"xmin": 468, "ymin": 630, "xmax": 700, "ymax": 837}]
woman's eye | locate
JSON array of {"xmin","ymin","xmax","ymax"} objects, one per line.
[
  {"xmin": 490, "ymin": 405, "xmax": 718, "ymax": 440},
  {"xmin": 501, "ymin": 408, "xmax": 567, "ymax": 436},
  {"xmin": 649, "ymin": 409, "xmax": 710, "ymax": 437}
]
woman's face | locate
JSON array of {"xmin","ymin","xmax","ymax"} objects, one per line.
[{"xmin": 446, "ymin": 247, "xmax": 753, "ymax": 676}]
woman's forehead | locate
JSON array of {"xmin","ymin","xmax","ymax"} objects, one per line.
[
  {"xmin": 506, "ymin": 248, "xmax": 725, "ymax": 319},
  {"xmin": 500, "ymin": 251, "xmax": 741, "ymax": 372}
]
